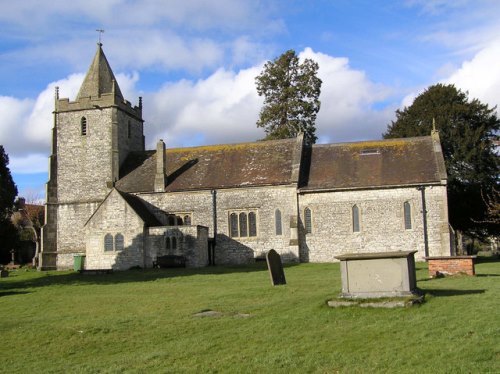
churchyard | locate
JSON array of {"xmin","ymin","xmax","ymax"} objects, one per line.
[{"xmin": 1, "ymin": 260, "xmax": 498, "ymax": 373}]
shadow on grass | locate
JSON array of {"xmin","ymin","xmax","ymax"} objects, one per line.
[
  {"xmin": 0, "ymin": 262, "xmax": 301, "ymax": 292},
  {"xmin": 424, "ymin": 289, "xmax": 485, "ymax": 297},
  {"xmin": 0, "ymin": 291, "xmax": 31, "ymax": 297}
]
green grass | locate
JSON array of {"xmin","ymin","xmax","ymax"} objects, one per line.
[{"xmin": 1, "ymin": 260, "xmax": 499, "ymax": 373}]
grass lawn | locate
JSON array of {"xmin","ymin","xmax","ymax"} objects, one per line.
[{"xmin": 1, "ymin": 260, "xmax": 499, "ymax": 373}]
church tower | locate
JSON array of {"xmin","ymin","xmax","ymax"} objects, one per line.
[{"xmin": 39, "ymin": 43, "xmax": 144, "ymax": 269}]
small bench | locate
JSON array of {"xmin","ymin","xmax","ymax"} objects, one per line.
[
  {"xmin": 78, "ymin": 269, "xmax": 113, "ymax": 275},
  {"xmin": 154, "ymin": 255, "xmax": 186, "ymax": 268}
]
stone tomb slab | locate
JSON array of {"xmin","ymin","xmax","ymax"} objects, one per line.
[
  {"xmin": 266, "ymin": 249, "xmax": 286, "ymax": 286},
  {"xmin": 335, "ymin": 251, "xmax": 418, "ymax": 298}
]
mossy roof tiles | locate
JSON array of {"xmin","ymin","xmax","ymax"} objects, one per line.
[
  {"xmin": 116, "ymin": 138, "xmax": 297, "ymax": 192},
  {"xmin": 302, "ymin": 136, "xmax": 445, "ymax": 191}
]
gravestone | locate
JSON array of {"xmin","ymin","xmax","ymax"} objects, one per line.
[
  {"xmin": 266, "ymin": 249, "xmax": 286, "ymax": 286},
  {"xmin": 335, "ymin": 251, "xmax": 418, "ymax": 298}
]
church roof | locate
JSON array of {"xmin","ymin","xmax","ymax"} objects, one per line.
[
  {"xmin": 76, "ymin": 43, "xmax": 124, "ymax": 101},
  {"xmin": 301, "ymin": 136, "xmax": 446, "ymax": 191},
  {"xmin": 116, "ymin": 138, "xmax": 299, "ymax": 192}
]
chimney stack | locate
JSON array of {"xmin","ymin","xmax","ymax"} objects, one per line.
[{"xmin": 154, "ymin": 139, "xmax": 166, "ymax": 192}]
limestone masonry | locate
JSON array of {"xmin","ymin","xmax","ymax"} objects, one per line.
[{"xmin": 39, "ymin": 44, "xmax": 453, "ymax": 270}]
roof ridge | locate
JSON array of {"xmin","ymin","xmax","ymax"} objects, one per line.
[
  {"xmin": 163, "ymin": 137, "xmax": 296, "ymax": 153},
  {"xmin": 312, "ymin": 135, "xmax": 432, "ymax": 148}
]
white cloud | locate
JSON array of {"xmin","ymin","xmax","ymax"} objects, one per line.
[
  {"xmin": 2, "ymin": 47, "xmax": 396, "ymax": 176},
  {"xmin": 300, "ymin": 48, "xmax": 393, "ymax": 142},
  {"xmin": 445, "ymin": 41, "xmax": 500, "ymax": 110}
]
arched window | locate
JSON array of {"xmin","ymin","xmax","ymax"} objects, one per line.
[
  {"xmin": 165, "ymin": 236, "xmax": 171, "ymax": 250},
  {"xmin": 304, "ymin": 207, "xmax": 312, "ymax": 234},
  {"xmin": 229, "ymin": 213, "xmax": 238, "ymax": 237},
  {"xmin": 239, "ymin": 212, "xmax": 248, "ymax": 237},
  {"xmin": 81, "ymin": 117, "xmax": 87, "ymax": 136},
  {"xmin": 248, "ymin": 212, "xmax": 257, "ymax": 237},
  {"xmin": 104, "ymin": 233, "xmax": 113, "ymax": 251},
  {"xmin": 176, "ymin": 216, "xmax": 183, "ymax": 226},
  {"xmin": 168, "ymin": 215, "xmax": 176, "ymax": 226},
  {"xmin": 352, "ymin": 205, "xmax": 360, "ymax": 232},
  {"xmin": 115, "ymin": 233, "xmax": 124, "ymax": 251},
  {"xmin": 184, "ymin": 215, "xmax": 191, "ymax": 225},
  {"xmin": 171, "ymin": 236, "xmax": 177, "ymax": 250},
  {"xmin": 275, "ymin": 209, "xmax": 282, "ymax": 235},
  {"xmin": 404, "ymin": 201, "xmax": 412, "ymax": 230}
]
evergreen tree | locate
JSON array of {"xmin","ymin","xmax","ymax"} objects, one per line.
[
  {"xmin": 0, "ymin": 145, "xmax": 18, "ymax": 263},
  {"xmin": 384, "ymin": 84, "xmax": 500, "ymax": 238},
  {"xmin": 255, "ymin": 50, "xmax": 322, "ymax": 143}
]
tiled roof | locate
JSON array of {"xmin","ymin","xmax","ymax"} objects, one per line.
[
  {"xmin": 301, "ymin": 136, "xmax": 446, "ymax": 191},
  {"xmin": 116, "ymin": 138, "xmax": 299, "ymax": 193}
]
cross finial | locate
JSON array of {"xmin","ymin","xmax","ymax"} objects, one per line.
[{"xmin": 96, "ymin": 29, "xmax": 105, "ymax": 45}]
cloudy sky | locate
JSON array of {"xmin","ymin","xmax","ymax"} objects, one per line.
[{"xmin": 1, "ymin": 0, "xmax": 499, "ymax": 199}]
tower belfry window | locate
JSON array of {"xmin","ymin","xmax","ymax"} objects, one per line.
[{"xmin": 81, "ymin": 117, "xmax": 87, "ymax": 136}]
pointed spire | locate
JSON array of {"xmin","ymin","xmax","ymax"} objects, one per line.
[{"xmin": 76, "ymin": 43, "xmax": 124, "ymax": 101}]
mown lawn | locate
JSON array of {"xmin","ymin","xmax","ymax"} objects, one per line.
[{"xmin": 0, "ymin": 260, "xmax": 499, "ymax": 373}]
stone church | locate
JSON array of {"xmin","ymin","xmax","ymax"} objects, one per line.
[{"xmin": 39, "ymin": 43, "xmax": 453, "ymax": 270}]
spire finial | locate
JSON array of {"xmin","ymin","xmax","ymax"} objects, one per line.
[{"xmin": 96, "ymin": 29, "xmax": 105, "ymax": 45}]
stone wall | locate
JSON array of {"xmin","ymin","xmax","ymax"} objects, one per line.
[
  {"xmin": 147, "ymin": 225, "xmax": 209, "ymax": 268},
  {"xmin": 85, "ymin": 190, "xmax": 145, "ymax": 270},
  {"xmin": 56, "ymin": 108, "xmax": 115, "ymax": 202},
  {"xmin": 137, "ymin": 185, "xmax": 300, "ymax": 265},
  {"xmin": 298, "ymin": 185, "xmax": 451, "ymax": 262}
]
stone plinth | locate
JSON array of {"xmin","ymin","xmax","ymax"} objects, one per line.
[
  {"xmin": 335, "ymin": 251, "xmax": 418, "ymax": 298},
  {"xmin": 425, "ymin": 256, "xmax": 476, "ymax": 277}
]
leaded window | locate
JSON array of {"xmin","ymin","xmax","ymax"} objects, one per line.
[
  {"xmin": 229, "ymin": 210, "xmax": 257, "ymax": 238},
  {"xmin": 104, "ymin": 233, "xmax": 113, "ymax": 251},
  {"xmin": 230, "ymin": 213, "xmax": 239, "ymax": 237},
  {"xmin": 239, "ymin": 212, "xmax": 248, "ymax": 237},
  {"xmin": 115, "ymin": 233, "xmax": 124, "ymax": 250},
  {"xmin": 275, "ymin": 209, "xmax": 282, "ymax": 235},
  {"xmin": 248, "ymin": 212, "xmax": 257, "ymax": 237},
  {"xmin": 404, "ymin": 201, "xmax": 412, "ymax": 230},
  {"xmin": 352, "ymin": 205, "xmax": 360, "ymax": 232},
  {"xmin": 304, "ymin": 207, "xmax": 312, "ymax": 234}
]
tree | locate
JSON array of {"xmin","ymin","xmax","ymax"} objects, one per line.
[
  {"xmin": 255, "ymin": 50, "xmax": 322, "ymax": 143},
  {"xmin": 0, "ymin": 145, "xmax": 19, "ymax": 263},
  {"xmin": 383, "ymin": 84, "xmax": 500, "ymax": 239}
]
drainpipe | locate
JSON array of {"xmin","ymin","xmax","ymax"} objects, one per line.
[
  {"xmin": 417, "ymin": 186, "xmax": 429, "ymax": 257},
  {"xmin": 211, "ymin": 189, "xmax": 217, "ymax": 265}
]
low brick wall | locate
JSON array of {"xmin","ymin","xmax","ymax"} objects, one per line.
[{"xmin": 425, "ymin": 256, "xmax": 476, "ymax": 277}]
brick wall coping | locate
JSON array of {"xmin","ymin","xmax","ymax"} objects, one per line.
[
  {"xmin": 425, "ymin": 256, "xmax": 476, "ymax": 260},
  {"xmin": 336, "ymin": 250, "xmax": 417, "ymax": 261}
]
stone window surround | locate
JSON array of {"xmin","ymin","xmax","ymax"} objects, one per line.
[
  {"xmin": 166, "ymin": 212, "xmax": 193, "ymax": 226},
  {"xmin": 403, "ymin": 201, "xmax": 413, "ymax": 230},
  {"xmin": 228, "ymin": 209, "xmax": 258, "ymax": 239},
  {"xmin": 103, "ymin": 233, "xmax": 125, "ymax": 251},
  {"xmin": 304, "ymin": 207, "xmax": 313, "ymax": 235},
  {"xmin": 352, "ymin": 204, "xmax": 361, "ymax": 233},
  {"xmin": 275, "ymin": 208, "xmax": 283, "ymax": 236},
  {"xmin": 81, "ymin": 116, "xmax": 87, "ymax": 136}
]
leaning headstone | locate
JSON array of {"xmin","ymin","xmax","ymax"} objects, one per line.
[
  {"xmin": 0, "ymin": 269, "xmax": 9, "ymax": 278},
  {"xmin": 266, "ymin": 249, "xmax": 286, "ymax": 286}
]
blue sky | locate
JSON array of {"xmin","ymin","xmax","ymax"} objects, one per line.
[{"xmin": 1, "ymin": 0, "xmax": 499, "ymax": 200}]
